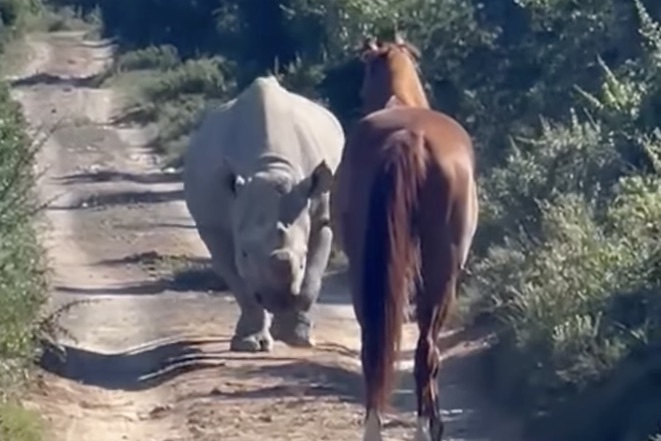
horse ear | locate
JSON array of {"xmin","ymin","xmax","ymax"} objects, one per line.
[
  {"xmin": 363, "ymin": 37, "xmax": 379, "ymax": 52},
  {"xmin": 385, "ymin": 96, "xmax": 405, "ymax": 109},
  {"xmin": 359, "ymin": 36, "xmax": 380, "ymax": 62},
  {"xmin": 393, "ymin": 32, "xmax": 421, "ymax": 60}
]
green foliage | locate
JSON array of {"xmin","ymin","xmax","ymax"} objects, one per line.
[
  {"xmin": 468, "ymin": 3, "xmax": 661, "ymax": 439},
  {"xmin": 114, "ymin": 44, "xmax": 180, "ymax": 73},
  {"xmin": 114, "ymin": 56, "xmax": 236, "ymax": 162},
  {"xmin": 0, "ymin": 401, "xmax": 42, "ymax": 441},
  {"xmin": 0, "ymin": 0, "xmax": 42, "ymax": 41},
  {"xmin": 0, "ymin": 80, "xmax": 46, "ymax": 399},
  {"xmin": 140, "ymin": 57, "xmax": 232, "ymax": 103},
  {"xmin": 0, "ymin": 5, "xmax": 46, "ymax": 438}
]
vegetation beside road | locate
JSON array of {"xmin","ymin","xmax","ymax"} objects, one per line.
[{"xmin": 0, "ymin": 0, "xmax": 94, "ymax": 437}]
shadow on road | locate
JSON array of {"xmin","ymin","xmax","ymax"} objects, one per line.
[
  {"xmin": 47, "ymin": 189, "xmax": 184, "ymax": 210},
  {"xmin": 9, "ymin": 72, "xmax": 101, "ymax": 88},
  {"xmin": 55, "ymin": 266, "xmax": 227, "ymax": 295},
  {"xmin": 115, "ymin": 221, "xmax": 197, "ymax": 231},
  {"xmin": 225, "ymin": 359, "xmax": 364, "ymax": 403},
  {"xmin": 39, "ymin": 338, "xmax": 299, "ymax": 391},
  {"xmin": 56, "ymin": 169, "xmax": 182, "ymax": 185}
]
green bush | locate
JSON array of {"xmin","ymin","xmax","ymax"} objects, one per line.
[
  {"xmin": 141, "ymin": 57, "xmax": 232, "ymax": 103},
  {"xmin": 0, "ymin": 5, "xmax": 47, "ymax": 436},
  {"xmin": 0, "ymin": 0, "xmax": 42, "ymax": 40},
  {"xmin": 114, "ymin": 55, "xmax": 237, "ymax": 160},
  {"xmin": 115, "ymin": 44, "xmax": 180, "ymax": 72},
  {"xmin": 467, "ymin": 3, "xmax": 661, "ymax": 438},
  {"xmin": 0, "ymin": 402, "xmax": 42, "ymax": 441},
  {"xmin": 0, "ymin": 81, "xmax": 46, "ymax": 397}
]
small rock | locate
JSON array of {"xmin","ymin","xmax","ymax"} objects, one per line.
[
  {"xmin": 210, "ymin": 387, "xmax": 223, "ymax": 396},
  {"xmin": 148, "ymin": 403, "xmax": 172, "ymax": 418}
]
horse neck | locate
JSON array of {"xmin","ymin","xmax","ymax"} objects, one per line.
[{"xmin": 390, "ymin": 62, "xmax": 429, "ymax": 109}]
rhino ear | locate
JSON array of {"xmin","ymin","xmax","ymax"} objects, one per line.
[
  {"xmin": 220, "ymin": 158, "xmax": 245, "ymax": 197},
  {"xmin": 308, "ymin": 160, "xmax": 333, "ymax": 198},
  {"xmin": 229, "ymin": 173, "xmax": 245, "ymax": 196}
]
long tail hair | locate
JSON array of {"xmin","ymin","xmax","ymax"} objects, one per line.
[{"xmin": 361, "ymin": 129, "xmax": 428, "ymax": 411}]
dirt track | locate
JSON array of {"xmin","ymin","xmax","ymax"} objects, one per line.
[{"xmin": 8, "ymin": 31, "xmax": 527, "ymax": 441}]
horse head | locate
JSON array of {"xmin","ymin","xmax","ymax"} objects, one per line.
[{"xmin": 358, "ymin": 32, "xmax": 428, "ymax": 114}]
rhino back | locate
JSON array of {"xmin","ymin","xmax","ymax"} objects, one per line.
[{"xmin": 183, "ymin": 76, "xmax": 344, "ymax": 230}]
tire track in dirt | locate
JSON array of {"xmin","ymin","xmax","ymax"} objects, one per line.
[{"xmin": 9, "ymin": 30, "xmax": 528, "ymax": 441}]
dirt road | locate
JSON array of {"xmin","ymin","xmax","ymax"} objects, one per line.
[{"xmin": 8, "ymin": 30, "xmax": 527, "ymax": 441}]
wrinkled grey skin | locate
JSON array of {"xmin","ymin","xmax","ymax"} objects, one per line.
[{"xmin": 183, "ymin": 76, "xmax": 344, "ymax": 352}]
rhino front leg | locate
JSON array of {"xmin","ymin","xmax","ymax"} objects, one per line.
[
  {"xmin": 271, "ymin": 224, "xmax": 333, "ymax": 348},
  {"xmin": 200, "ymin": 228, "xmax": 273, "ymax": 352},
  {"xmin": 231, "ymin": 287, "xmax": 273, "ymax": 352}
]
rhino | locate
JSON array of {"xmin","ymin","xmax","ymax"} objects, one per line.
[{"xmin": 183, "ymin": 76, "xmax": 345, "ymax": 352}]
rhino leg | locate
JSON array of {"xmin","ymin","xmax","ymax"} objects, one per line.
[
  {"xmin": 271, "ymin": 310, "xmax": 314, "ymax": 348},
  {"xmin": 200, "ymin": 228, "xmax": 273, "ymax": 352},
  {"xmin": 231, "ymin": 293, "xmax": 273, "ymax": 352},
  {"xmin": 271, "ymin": 224, "xmax": 332, "ymax": 348}
]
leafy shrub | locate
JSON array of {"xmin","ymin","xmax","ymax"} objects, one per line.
[
  {"xmin": 112, "ymin": 55, "xmax": 237, "ymax": 160},
  {"xmin": 466, "ymin": 3, "xmax": 661, "ymax": 438},
  {"xmin": 115, "ymin": 44, "xmax": 180, "ymax": 72},
  {"xmin": 140, "ymin": 57, "xmax": 232, "ymax": 103},
  {"xmin": 0, "ymin": 81, "xmax": 46, "ymax": 398},
  {"xmin": 0, "ymin": 11, "xmax": 46, "ymax": 436}
]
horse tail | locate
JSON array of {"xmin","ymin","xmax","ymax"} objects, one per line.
[{"xmin": 361, "ymin": 129, "xmax": 427, "ymax": 412}]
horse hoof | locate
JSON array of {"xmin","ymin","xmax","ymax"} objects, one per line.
[
  {"xmin": 230, "ymin": 332, "xmax": 274, "ymax": 352},
  {"xmin": 430, "ymin": 418, "xmax": 444, "ymax": 441}
]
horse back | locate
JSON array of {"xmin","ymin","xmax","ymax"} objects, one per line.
[
  {"xmin": 345, "ymin": 106, "xmax": 474, "ymax": 180},
  {"xmin": 334, "ymin": 106, "xmax": 475, "ymax": 263}
]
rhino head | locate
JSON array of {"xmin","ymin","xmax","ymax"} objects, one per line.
[{"xmin": 226, "ymin": 160, "xmax": 333, "ymax": 312}]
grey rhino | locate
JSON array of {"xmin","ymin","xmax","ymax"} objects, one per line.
[{"xmin": 183, "ymin": 75, "xmax": 345, "ymax": 352}]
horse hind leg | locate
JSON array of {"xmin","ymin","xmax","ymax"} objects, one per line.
[
  {"xmin": 363, "ymin": 409, "xmax": 384, "ymax": 441},
  {"xmin": 360, "ymin": 327, "xmax": 385, "ymax": 441},
  {"xmin": 414, "ymin": 254, "xmax": 458, "ymax": 441},
  {"xmin": 413, "ymin": 319, "xmax": 443, "ymax": 441}
]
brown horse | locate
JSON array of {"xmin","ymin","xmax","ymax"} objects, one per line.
[{"xmin": 331, "ymin": 34, "xmax": 479, "ymax": 441}]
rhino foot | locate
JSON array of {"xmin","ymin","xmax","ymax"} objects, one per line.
[
  {"xmin": 230, "ymin": 331, "xmax": 273, "ymax": 352},
  {"xmin": 271, "ymin": 311, "xmax": 315, "ymax": 348},
  {"xmin": 231, "ymin": 307, "xmax": 273, "ymax": 352}
]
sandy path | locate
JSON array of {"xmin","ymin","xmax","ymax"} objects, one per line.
[{"xmin": 8, "ymin": 30, "xmax": 528, "ymax": 441}]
